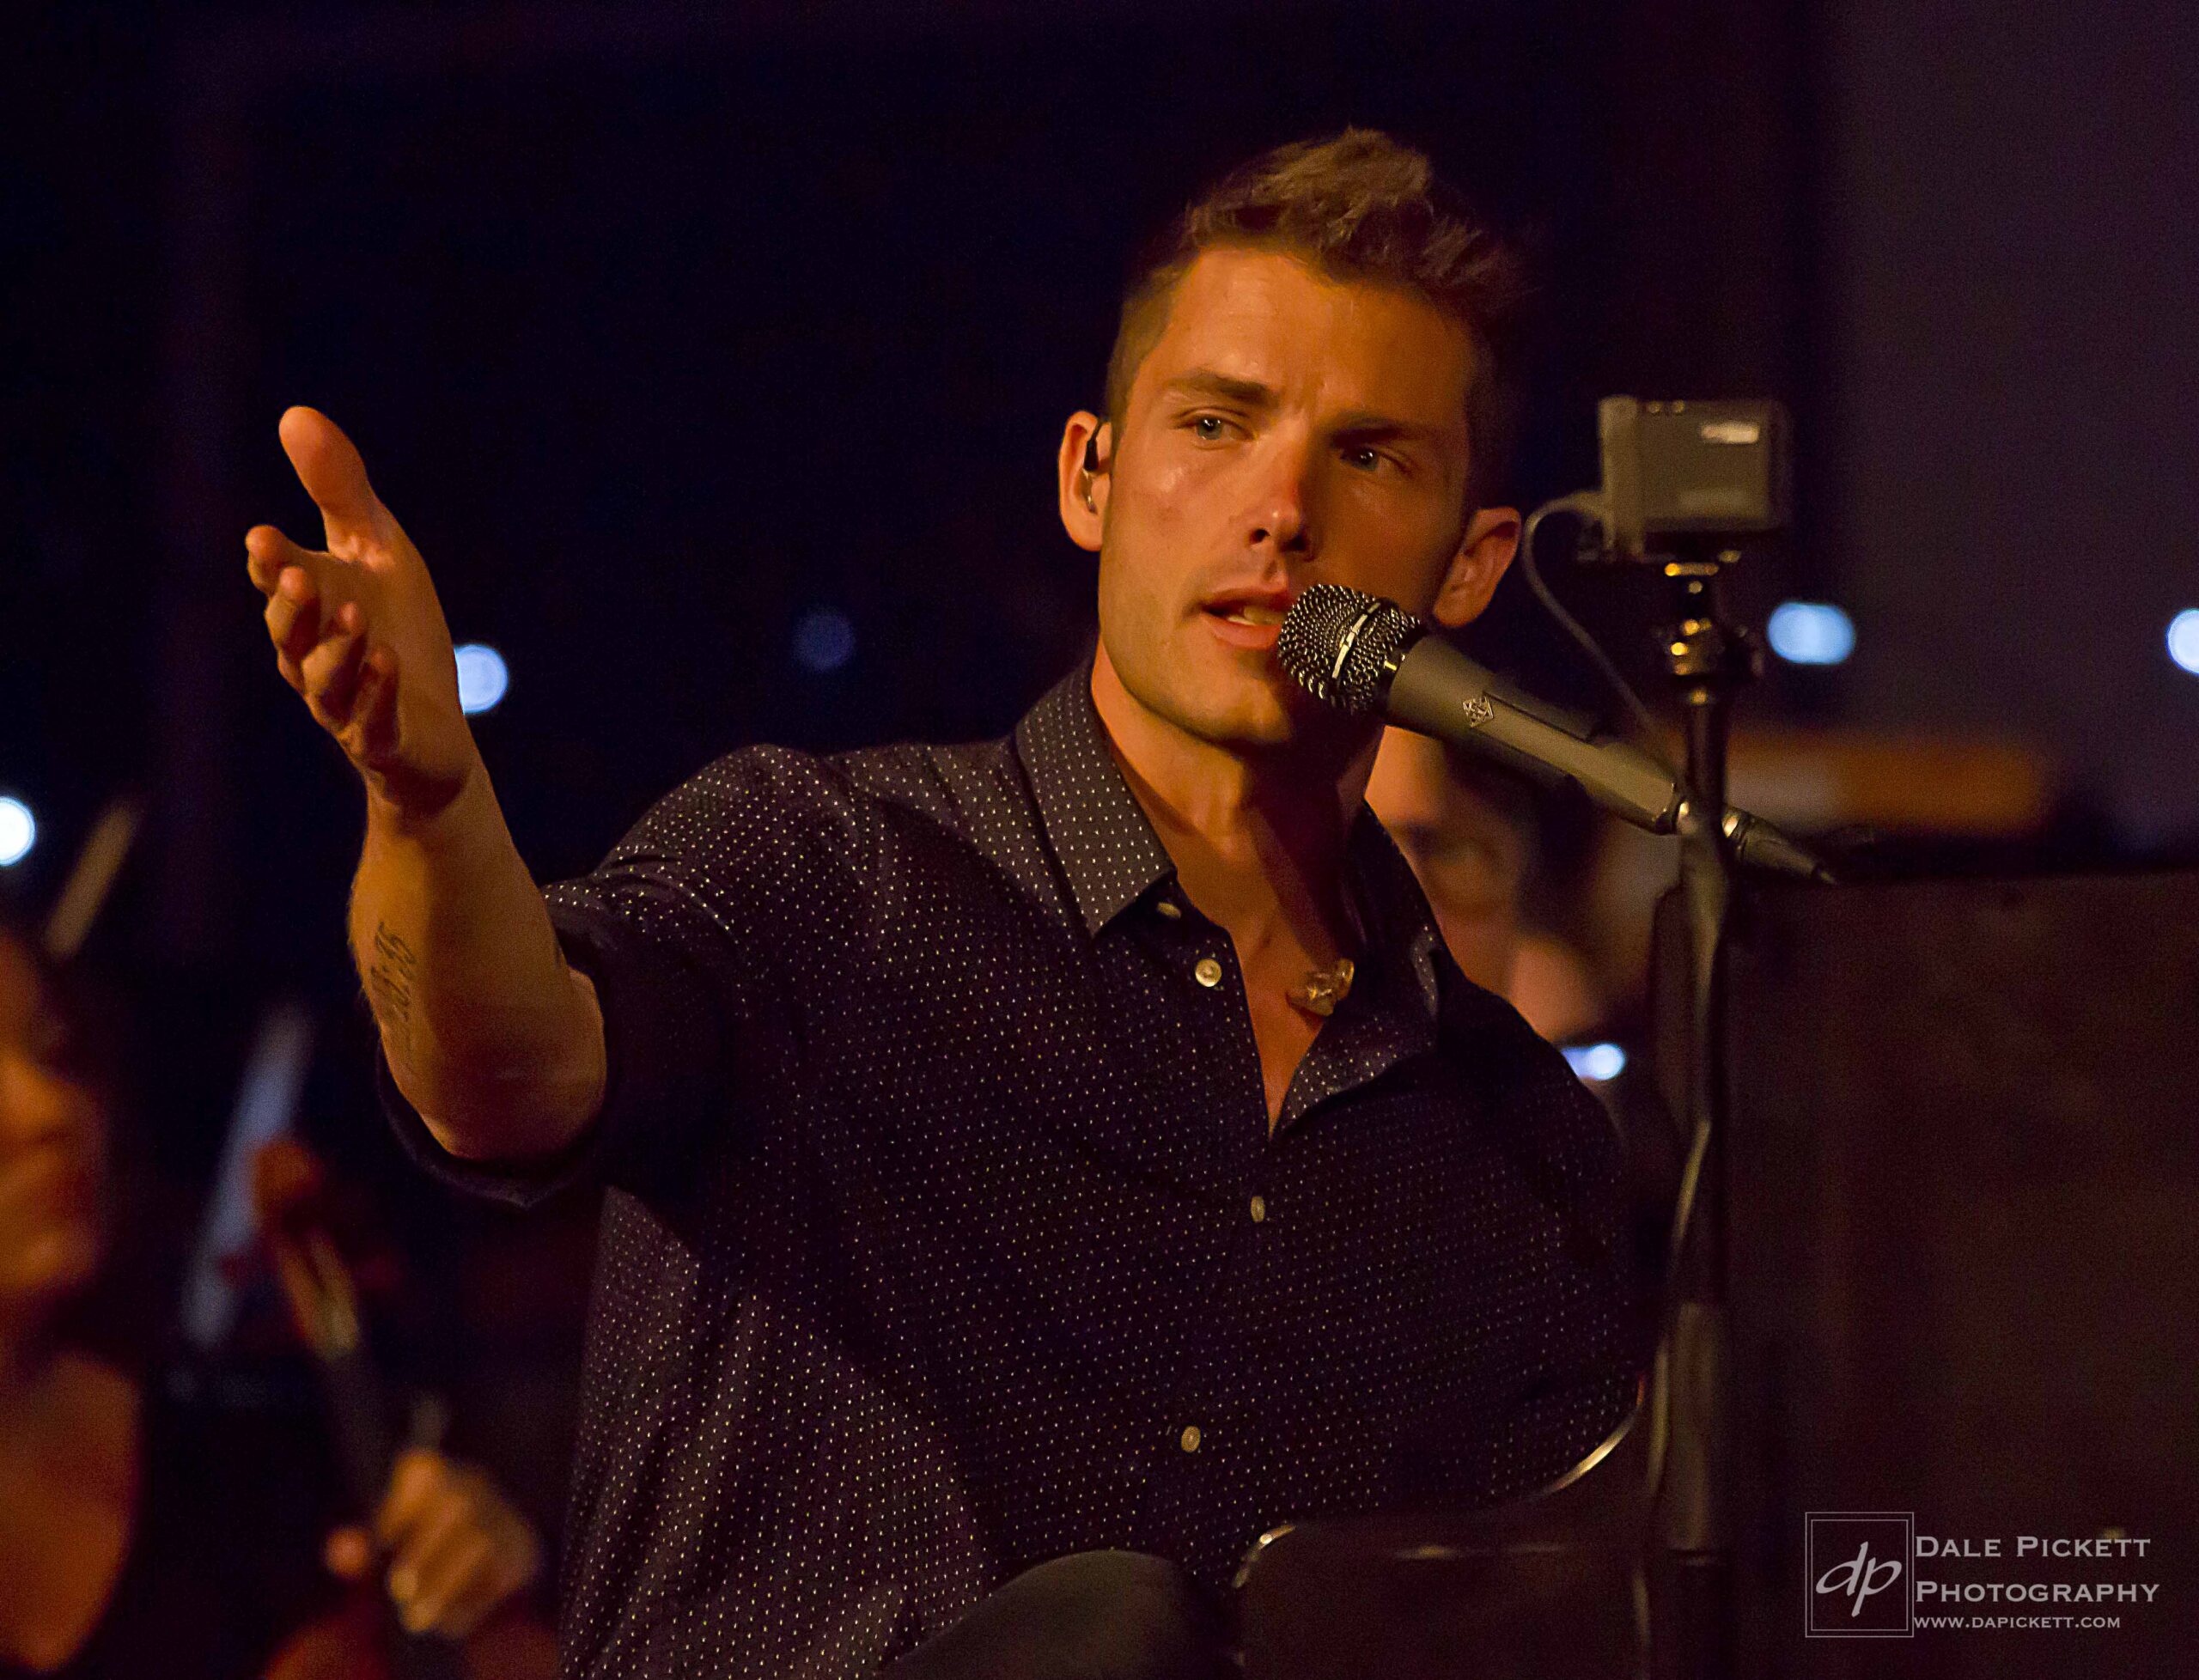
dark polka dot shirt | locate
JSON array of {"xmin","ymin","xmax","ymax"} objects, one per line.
[{"xmin": 387, "ymin": 663, "xmax": 1640, "ymax": 1680}]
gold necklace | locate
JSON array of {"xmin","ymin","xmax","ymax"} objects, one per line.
[{"xmin": 1286, "ymin": 956, "xmax": 1355, "ymax": 1017}]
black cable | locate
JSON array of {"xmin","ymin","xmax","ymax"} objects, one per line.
[{"xmin": 1514, "ymin": 495, "xmax": 1678, "ymax": 772}]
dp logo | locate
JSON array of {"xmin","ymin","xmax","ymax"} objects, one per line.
[{"xmin": 1806, "ymin": 1513, "xmax": 1914, "ymax": 1637}]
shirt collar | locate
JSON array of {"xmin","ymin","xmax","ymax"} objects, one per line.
[
  {"xmin": 1014, "ymin": 660, "xmax": 1178, "ymax": 937},
  {"xmin": 1340, "ymin": 804, "xmax": 1447, "ymax": 1024},
  {"xmin": 1015, "ymin": 662, "xmax": 1447, "ymax": 1026}
]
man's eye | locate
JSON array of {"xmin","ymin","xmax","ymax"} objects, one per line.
[
  {"xmin": 1344, "ymin": 446, "xmax": 1391, "ymax": 473},
  {"xmin": 1190, "ymin": 415, "xmax": 1232, "ymax": 441}
]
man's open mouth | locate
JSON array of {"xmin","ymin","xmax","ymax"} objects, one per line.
[{"xmin": 1209, "ymin": 603, "xmax": 1287, "ymax": 627}]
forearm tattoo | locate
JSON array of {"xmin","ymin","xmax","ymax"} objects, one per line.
[{"xmin": 367, "ymin": 921, "xmax": 420, "ymax": 1055}]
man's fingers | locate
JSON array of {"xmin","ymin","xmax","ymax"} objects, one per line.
[
  {"xmin": 278, "ymin": 406, "xmax": 387, "ymax": 553},
  {"xmin": 302, "ymin": 618, "xmax": 369, "ymax": 723},
  {"xmin": 264, "ymin": 566, "xmax": 325, "ymax": 662},
  {"xmin": 246, "ymin": 524, "xmax": 315, "ymax": 594}
]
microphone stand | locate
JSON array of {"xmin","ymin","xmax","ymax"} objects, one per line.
[{"xmin": 1647, "ymin": 544, "xmax": 1753, "ymax": 1680}]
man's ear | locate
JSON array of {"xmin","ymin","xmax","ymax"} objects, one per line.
[
  {"xmin": 1055, "ymin": 411, "xmax": 1110, "ymax": 553},
  {"xmin": 1429, "ymin": 505, "xmax": 1520, "ymax": 630}
]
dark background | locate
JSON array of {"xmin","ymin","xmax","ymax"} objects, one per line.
[
  {"xmin": 6, "ymin": 0, "xmax": 1824, "ymax": 989},
  {"xmin": 5, "ymin": 0, "xmax": 2196, "ymax": 1642}
]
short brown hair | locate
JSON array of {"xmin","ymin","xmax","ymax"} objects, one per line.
[{"xmin": 1103, "ymin": 129, "xmax": 1529, "ymax": 507}]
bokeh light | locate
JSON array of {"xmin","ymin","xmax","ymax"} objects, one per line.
[
  {"xmin": 0, "ymin": 797, "xmax": 34, "ymax": 867},
  {"xmin": 792, "ymin": 608, "xmax": 857, "ymax": 675},
  {"xmin": 2168, "ymin": 609, "xmax": 2199, "ymax": 676},
  {"xmin": 1767, "ymin": 601, "xmax": 1856, "ymax": 667},
  {"xmin": 1562, "ymin": 1041, "xmax": 1628, "ymax": 1083},
  {"xmin": 455, "ymin": 643, "xmax": 510, "ymax": 715}
]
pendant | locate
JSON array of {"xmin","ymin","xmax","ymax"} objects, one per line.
[{"xmin": 1287, "ymin": 956, "xmax": 1355, "ymax": 1018}]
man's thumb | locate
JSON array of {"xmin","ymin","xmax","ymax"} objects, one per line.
[{"xmin": 278, "ymin": 406, "xmax": 384, "ymax": 541}]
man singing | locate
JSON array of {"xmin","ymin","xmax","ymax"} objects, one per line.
[{"xmin": 245, "ymin": 131, "xmax": 1640, "ymax": 1680}]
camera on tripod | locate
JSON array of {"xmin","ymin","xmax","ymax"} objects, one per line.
[{"xmin": 1589, "ymin": 397, "xmax": 1791, "ymax": 563}]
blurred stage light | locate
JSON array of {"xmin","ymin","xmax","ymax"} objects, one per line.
[
  {"xmin": 2169, "ymin": 609, "xmax": 2199, "ymax": 676},
  {"xmin": 1563, "ymin": 1041, "xmax": 1627, "ymax": 1083},
  {"xmin": 0, "ymin": 797, "xmax": 34, "ymax": 867},
  {"xmin": 1767, "ymin": 601, "xmax": 1856, "ymax": 667},
  {"xmin": 454, "ymin": 643, "xmax": 509, "ymax": 715},
  {"xmin": 792, "ymin": 607, "xmax": 857, "ymax": 674}
]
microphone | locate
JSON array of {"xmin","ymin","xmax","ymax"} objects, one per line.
[{"xmin": 1276, "ymin": 582, "xmax": 1832, "ymax": 881}]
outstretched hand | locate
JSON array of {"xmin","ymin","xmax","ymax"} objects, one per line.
[{"xmin": 247, "ymin": 408, "xmax": 478, "ymax": 820}]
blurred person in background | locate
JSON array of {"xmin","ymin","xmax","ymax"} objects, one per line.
[
  {"xmin": 1364, "ymin": 725, "xmax": 1607, "ymax": 1044},
  {"xmin": 0, "ymin": 911, "xmax": 551, "ymax": 1680}
]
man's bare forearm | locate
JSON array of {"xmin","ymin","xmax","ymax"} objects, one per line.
[
  {"xmin": 350, "ymin": 764, "xmax": 606, "ymax": 1161},
  {"xmin": 245, "ymin": 411, "xmax": 606, "ymax": 1162}
]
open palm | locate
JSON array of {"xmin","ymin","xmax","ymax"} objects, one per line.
[{"xmin": 246, "ymin": 408, "xmax": 478, "ymax": 819}]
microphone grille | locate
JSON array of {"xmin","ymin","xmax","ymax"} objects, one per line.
[{"xmin": 1276, "ymin": 583, "xmax": 1422, "ymax": 714}]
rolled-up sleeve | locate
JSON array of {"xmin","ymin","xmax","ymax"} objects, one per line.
[{"xmin": 381, "ymin": 746, "xmax": 850, "ymax": 1207}]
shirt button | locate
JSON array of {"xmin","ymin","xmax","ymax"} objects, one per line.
[
  {"xmin": 1179, "ymin": 1425, "xmax": 1203, "ymax": 1454},
  {"xmin": 1155, "ymin": 898, "xmax": 1183, "ymax": 920},
  {"xmin": 1248, "ymin": 1195, "xmax": 1267, "ymax": 1224},
  {"xmin": 1194, "ymin": 957, "xmax": 1223, "ymax": 988}
]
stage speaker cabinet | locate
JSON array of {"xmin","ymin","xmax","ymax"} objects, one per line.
[{"xmin": 1721, "ymin": 867, "xmax": 2199, "ymax": 1677}]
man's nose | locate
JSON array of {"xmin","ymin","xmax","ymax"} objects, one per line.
[{"xmin": 1246, "ymin": 432, "xmax": 1317, "ymax": 556}]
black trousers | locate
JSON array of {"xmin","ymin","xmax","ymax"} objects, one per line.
[{"xmin": 884, "ymin": 1552, "xmax": 1233, "ymax": 1680}]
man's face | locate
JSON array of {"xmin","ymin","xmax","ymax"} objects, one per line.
[{"xmin": 1074, "ymin": 246, "xmax": 1514, "ymax": 756}]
